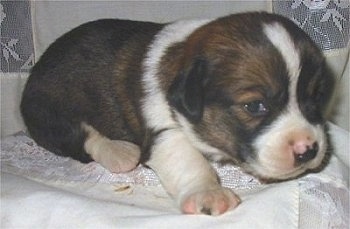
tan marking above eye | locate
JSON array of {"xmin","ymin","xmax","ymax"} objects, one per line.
[{"xmin": 232, "ymin": 89, "xmax": 265, "ymax": 105}]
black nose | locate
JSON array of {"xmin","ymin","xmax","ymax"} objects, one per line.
[{"xmin": 294, "ymin": 142, "xmax": 319, "ymax": 163}]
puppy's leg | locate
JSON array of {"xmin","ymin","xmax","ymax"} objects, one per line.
[
  {"xmin": 146, "ymin": 129, "xmax": 240, "ymax": 215},
  {"xmin": 82, "ymin": 123, "xmax": 140, "ymax": 173}
]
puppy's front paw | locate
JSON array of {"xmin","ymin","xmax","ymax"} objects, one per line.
[
  {"xmin": 101, "ymin": 140, "xmax": 141, "ymax": 173},
  {"xmin": 181, "ymin": 188, "xmax": 240, "ymax": 216}
]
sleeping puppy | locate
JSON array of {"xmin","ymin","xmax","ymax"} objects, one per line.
[{"xmin": 21, "ymin": 12, "xmax": 334, "ymax": 215}]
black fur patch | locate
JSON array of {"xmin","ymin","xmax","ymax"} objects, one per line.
[
  {"xmin": 140, "ymin": 128, "xmax": 171, "ymax": 163},
  {"xmin": 21, "ymin": 19, "xmax": 163, "ymax": 162},
  {"xmin": 168, "ymin": 58, "xmax": 209, "ymax": 123}
]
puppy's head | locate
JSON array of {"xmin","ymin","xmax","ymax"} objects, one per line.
[{"xmin": 167, "ymin": 13, "xmax": 335, "ymax": 180}]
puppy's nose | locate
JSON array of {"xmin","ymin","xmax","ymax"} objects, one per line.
[{"xmin": 294, "ymin": 142, "xmax": 319, "ymax": 163}]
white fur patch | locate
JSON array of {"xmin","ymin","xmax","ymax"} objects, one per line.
[
  {"xmin": 82, "ymin": 123, "xmax": 140, "ymax": 173},
  {"xmin": 141, "ymin": 19, "xmax": 211, "ymax": 131},
  {"xmin": 145, "ymin": 128, "xmax": 220, "ymax": 205},
  {"xmin": 263, "ymin": 22, "xmax": 301, "ymax": 109},
  {"xmin": 263, "ymin": 22, "xmax": 300, "ymax": 80}
]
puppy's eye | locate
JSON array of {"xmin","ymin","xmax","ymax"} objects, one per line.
[{"xmin": 243, "ymin": 100, "xmax": 268, "ymax": 116}]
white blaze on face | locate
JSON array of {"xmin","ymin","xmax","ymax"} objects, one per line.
[
  {"xmin": 263, "ymin": 22, "xmax": 300, "ymax": 108},
  {"xmin": 248, "ymin": 22, "xmax": 327, "ymax": 179}
]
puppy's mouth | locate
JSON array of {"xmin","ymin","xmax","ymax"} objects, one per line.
[
  {"xmin": 237, "ymin": 134, "xmax": 329, "ymax": 181},
  {"xmin": 241, "ymin": 146, "xmax": 329, "ymax": 182}
]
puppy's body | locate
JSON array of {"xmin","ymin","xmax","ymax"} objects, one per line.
[{"xmin": 21, "ymin": 12, "xmax": 334, "ymax": 215}]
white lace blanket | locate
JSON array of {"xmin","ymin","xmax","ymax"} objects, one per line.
[
  {"xmin": 1, "ymin": 132, "xmax": 260, "ymax": 190},
  {"xmin": 1, "ymin": 124, "xmax": 349, "ymax": 228}
]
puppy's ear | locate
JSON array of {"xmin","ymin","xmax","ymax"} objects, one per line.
[{"xmin": 168, "ymin": 58, "xmax": 209, "ymax": 123}]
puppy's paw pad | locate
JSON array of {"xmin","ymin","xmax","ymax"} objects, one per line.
[{"xmin": 181, "ymin": 188, "xmax": 240, "ymax": 216}]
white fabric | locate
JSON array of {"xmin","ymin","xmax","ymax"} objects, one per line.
[
  {"xmin": 330, "ymin": 53, "xmax": 349, "ymax": 131},
  {"xmin": 1, "ymin": 173, "xmax": 299, "ymax": 229},
  {"xmin": 1, "ymin": 123, "xmax": 349, "ymax": 228},
  {"xmin": 32, "ymin": 1, "xmax": 271, "ymax": 59},
  {"xmin": 0, "ymin": 73, "xmax": 28, "ymax": 137}
]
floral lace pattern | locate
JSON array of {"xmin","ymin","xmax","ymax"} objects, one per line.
[
  {"xmin": 299, "ymin": 177, "xmax": 349, "ymax": 228},
  {"xmin": 1, "ymin": 1, "xmax": 34, "ymax": 73},
  {"xmin": 273, "ymin": 0, "xmax": 349, "ymax": 51}
]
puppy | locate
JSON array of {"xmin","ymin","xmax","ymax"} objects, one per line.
[{"xmin": 21, "ymin": 12, "xmax": 334, "ymax": 215}]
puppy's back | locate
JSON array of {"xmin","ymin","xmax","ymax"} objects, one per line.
[{"xmin": 20, "ymin": 19, "xmax": 163, "ymax": 162}]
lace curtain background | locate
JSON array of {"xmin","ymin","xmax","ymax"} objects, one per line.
[
  {"xmin": 0, "ymin": 0, "xmax": 34, "ymax": 73},
  {"xmin": 273, "ymin": 0, "xmax": 349, "ymax": 51}
]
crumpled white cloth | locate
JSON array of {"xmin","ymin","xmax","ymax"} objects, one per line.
[{"xmin": 1, "ymin": 123, "xmax": 349, "ymax": 228}]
